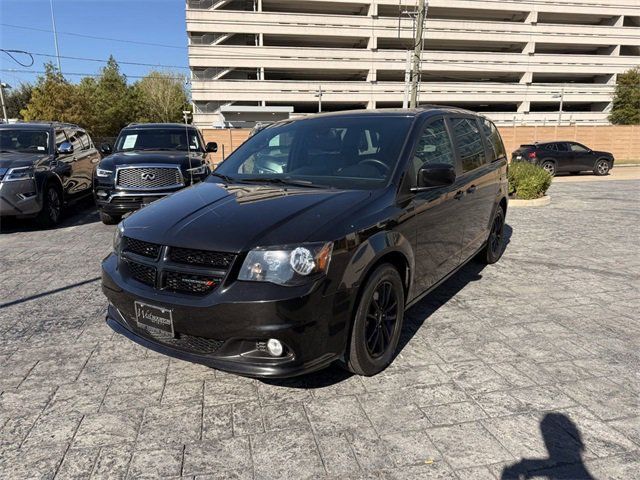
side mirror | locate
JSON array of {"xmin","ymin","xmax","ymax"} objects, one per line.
[
  {"xmin": 416, "ymin": 163, "xmax": 456, "ymax": 190},
  {"xmin": 205, "ymin": 142, "xmax": 218, "ymax": 153},
  {"xmin": 57, "ymin": 141, "xmax": 74, "ymax": 155},
  {"xmin": 100, "ymin": 143, "xmax": 112, "ymax": 155}
]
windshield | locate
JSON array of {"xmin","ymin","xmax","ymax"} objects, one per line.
[
  {"xmin": 114, "ymin": 128, "xmax": 203, "ymax": 152},
  {"xmin": 0, "ymin": 129, "xmax": 50, "ymax": 154},
  {"xmin": 215, "ymin": 116, "xmax": 413, "ymax": 190}
]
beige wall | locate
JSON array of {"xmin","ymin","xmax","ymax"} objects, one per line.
[
  {"xmin": 499, "ymin": 125, "xmax": 639, "ymax": 162},
  {"xmin": 203, "ymin": 125, "xmax": 639, "ymax": 167}
]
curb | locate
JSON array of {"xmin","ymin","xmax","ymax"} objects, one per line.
[{"xmin": 509, "ymin": 195, "xmax": 551, "ymax": 207}]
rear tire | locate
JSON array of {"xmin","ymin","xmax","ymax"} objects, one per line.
[
  {"xmin": 594, "ymin": 159, "xmax": 610, "ymax": 176},
  {"xmin": 541, "ymin": 160, "xmax": 556, "ymax": 176},
  {"xmin": 36, "ymin": 183, "xmax": 63, "ymax": 228},
  {"xmin": 478, "ymin": 206, "xmax": 506, "ymax": 265},
  {"xmin": 344, "ymin": 264, "xmax": 405, "ymax": 376},
  {"xmin": 99, "ymin": 211, "xmax": 121, "ymax": 225}
]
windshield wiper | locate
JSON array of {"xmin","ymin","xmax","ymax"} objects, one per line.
[
  {"xmin": 210, "ymin": 172, "xmax": 235, "ymax": 183},
  {"xmin": 241, "ymin": 177, "xmax": 327, "ymax": 189}
]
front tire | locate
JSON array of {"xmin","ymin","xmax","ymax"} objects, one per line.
[
  {"xmin": 594, "ymin": 159, "xmax": 610, "ymax": 176},
  {"xmin": 541, "ymin": 160, "xmax": 556, "ymax": 176},
  {"xmin": 345, "ymin": 264, "xmax": 405, "ymax": 376},
  {"xmin": 479, "ymin": 206, "xmax": 506, "ymax": 265},
  {"xmin": 99, "ymin": 211, "xmax": 122, "ymax": 225},
  {"xmin": 36, "ymin": 183, "xmax": 63, "ymax": 228}
]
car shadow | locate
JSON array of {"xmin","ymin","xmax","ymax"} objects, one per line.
[
  {"xmin": 501, "ymin": 413, "xmax": 595, "ymax": 479},
  {"xmin": 261, "ymin": 223, "xmax": 513, "ymax": 389},
  {"xmin": 0, "ymin": 196, "xmax": 100, "ymax": 233}
]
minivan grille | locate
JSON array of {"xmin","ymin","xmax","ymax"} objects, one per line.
[
  {"xmin": 120, "ymin": 237, "xmax": 236, "ymax": 296},
  {"xmin": 169, "ymin": 247, "xmax": 235, "ymax": 269},
  {"xmin": 125, "ymin": 260, "xmax": 156, "ymax": 286},
  {"xmin": 116, "ymin": 167, "xmax": 182, "ymax": 189},
  {"xmin": 128, "ymin": 319, "xmax": 224, "ymax": 355},
  {"xmin": 124, "ymin": 237, "xmax": 161, "ymax": 259}
]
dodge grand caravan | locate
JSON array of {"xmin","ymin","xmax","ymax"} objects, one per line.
[{"xmin": 102, "ymin": 107, "xmax": 509, "ymax": 378}]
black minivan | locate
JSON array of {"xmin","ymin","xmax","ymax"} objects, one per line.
[{"xmin": 102, "ymin": 107, "xmax": 509, "ymax": 378}]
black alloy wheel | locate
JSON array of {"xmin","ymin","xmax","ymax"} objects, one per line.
[
  {"xmin": 365, "ymin": 281, "xmax": 399, "ymax": 359},
  {"xmin": 345, "ymin": 264, "xmax": 405, "ymax": 376},
  {"xmin": 36, "ymin": 184, "xmax": 62, "ymax": 227},
  {"xmin": 479, "ymin": 207, "xmax": 506, "ymax": 265}
]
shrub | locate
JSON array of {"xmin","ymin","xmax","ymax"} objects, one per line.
[{"xmin": 508, "ymin": 162, "xmax": 553, "ymax": 200}]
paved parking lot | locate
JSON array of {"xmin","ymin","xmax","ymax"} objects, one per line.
[{"xmin": 1, "ymin": 180, "xmax": 638, "ymax": 480}]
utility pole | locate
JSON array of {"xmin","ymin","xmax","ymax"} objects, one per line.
[
  {"xmin": 402, "ymin": 50, "xmax": 411, "ymax": 108},
  {"xmin": 409, "ymin": 0, "xmax": 427, "ymax": 108},
  {"xmin": 315, "ymin": 85, "xmax": 323, "ymax": 113},
  {"xmin": 553, "ymin": 85, "xmax": 565, "ymax": 126},
  {"xmin": 49, "ymin": 0, "xmax": 62, "ymax": 72},
  {"xmin": 0, "ymin": 81, "xmax": 9, "ymax": 122}
]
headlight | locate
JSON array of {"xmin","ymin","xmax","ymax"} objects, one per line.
[
  {"xmin": 96, "ymin": 168, "xmax": 113, "ymax": 177},
  {"xmin": 3, "ymin": 166, "xmax": 35, "ymax": 182},
  {"xmin": 113, "ymin": 223, "xmax": 125, "ymax": 252},
  {"xmin": 186, "ymin": 165, "xmax": 208, "ymax": 176},
  {"xmin": 239, "ymin": 242, "xmax": 333, "ymax": 286}
]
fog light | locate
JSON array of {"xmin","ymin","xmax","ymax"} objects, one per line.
[
  {"xmin": 266, "ymin": 338, "xmax": 283, "ymax": 357},
  {"xmin": 96, "ymin": 190, "xmax": 107, "ymax": 198}
]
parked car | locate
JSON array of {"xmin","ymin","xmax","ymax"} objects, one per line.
[
  {"xmin": 511, "ymin": 141, "xmax": 614, "ymax": 176},
  {"xmin": 0, "ymin": 122, "xmax": 100, "ymax": 227},
  {"xmin": 93, "ymin": 123, "xmax": 217, "ymax": 224},
  {"xmin": 102, "ymin": 107, "xmax": 509, "ymax": 378}
]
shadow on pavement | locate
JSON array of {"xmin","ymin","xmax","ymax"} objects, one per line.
[
  {"xmin": 0, "ymin": 276, "xmax": 101, "ymax": 309},
  {"xmin": 0, "ymin": 195, "xmax": 100, "ymax": 233},
  {"xmin": 501, "ymin": 413, "xmax": 595, "ymax": 480},
  {"xmin": 263, "ymin": 223, "xmax": 513, "ymax": 389}
]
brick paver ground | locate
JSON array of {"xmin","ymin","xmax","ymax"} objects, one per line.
[{"xmin": 1, "ymin": 180, "xmax": 639, "ymax": 479}]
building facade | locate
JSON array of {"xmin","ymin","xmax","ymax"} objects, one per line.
[{"xmin": 186, "ymin": 0, "xmax": 640, "ymax": 127}]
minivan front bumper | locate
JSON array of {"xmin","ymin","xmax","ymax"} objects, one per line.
[{"xmin": 101, "ymin": 253, "xmax": 350, "ymax": 378}]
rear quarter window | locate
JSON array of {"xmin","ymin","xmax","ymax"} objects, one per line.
[
  {"xmin": 451, "ymin": 117, "xmax": 486, "ymax": 173},
  {"xmin": 481, "ymin": 119, "xmax": 506, "ymax": 160}
]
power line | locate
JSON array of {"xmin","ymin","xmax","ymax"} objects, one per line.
[
  {"xmin": 28, "ymin": 51, "xmax": 189, "ymax": 70},
  {"xmin": 0, "ymin": 67, "xmax": 187, "ymax": 81},
  {"xmin": 0, "ymin": 23, "xmax": 187, "ymax": 50},
  {"xmin": 0, "ymin": 49, "xmax": 34, "ymax": 67}
]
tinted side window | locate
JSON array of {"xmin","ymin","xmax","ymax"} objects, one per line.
[
  {"xmin": 451, "ymin": 117, "xmax": 486, "ymax": 173},
  {"xmin": 480, "ymin": 119, "xmax": 506, "ymax": 160},
  {"xmin": 76, "ymin": 130, "xmax": 91, "ymax": 150},
  {"xmin": 544, "ymin": 144, "xmax": 557, "ymax": 151},
  {"xmin": 414, "ymin": 118, "xmax": 455, "ymax": 169},
  {"xmin": 55, "ymin": 129, "xmax": 68, "ymax": 151},
  {"xmin": 556, "ymin": 143, "xmax": 569, "ymax": 152},
  {"xmin": 570, "ymin": 143, "xmax": 588, "ymax": 153},
  {"xmin": 66, "ymin": 129, "xmax": 84, "ymax": 152}
]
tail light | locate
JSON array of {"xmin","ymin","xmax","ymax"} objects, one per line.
[{"xmin": 528, "ymin": 152, "xmax": 537, "ymax": 159}]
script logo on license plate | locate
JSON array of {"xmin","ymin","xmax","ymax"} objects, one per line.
[{"xmin": 135, "ymin": 301, "xmax": 174, "ymax": 336}]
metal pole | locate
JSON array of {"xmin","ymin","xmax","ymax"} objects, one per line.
[
  {"xmin": 410, "ymin": 0, "xmax": 427, "ymax": 108},
  {"xmin": 402, "ymin": 50, "xmax": 411, "ymax": 108},
  {"xmin": 316, "ymin": 85, "xmax": 323, "ymax": 113},
  {"xmin": 0, "ymin": 82, "xmax": 8, "ymax": 122},
  {"xmin": 49, "ymin": 0, "xmax": 62, "ymax": 72},
  {"xmin": 558, "ymin": 85, "xmax": 564, "ymax": 126}
]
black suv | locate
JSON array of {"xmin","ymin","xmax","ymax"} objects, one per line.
[
  {"xmin": 511, "ymin": 141, "xmax": 614, "ymax": 176},
  {"xmin": 102, "ymin": 108, "xmax": 509, "ymax": 378},
  {"xmin": 0, "ymin": 122, "xmax": 100, "ymax": 227},
  {"xmin": 93, "ymin": 123, "xmax": 216, "ymax": 224}
]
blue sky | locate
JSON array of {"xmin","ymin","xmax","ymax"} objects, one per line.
[{"xmin": 0, "ymin": 0, "xmax": 189, "ymax": 87}]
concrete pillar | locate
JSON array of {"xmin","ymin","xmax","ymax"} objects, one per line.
[
  {"xmin": 369, "ymin": 1, "xmax": 377, "ymax": 17},
  {"xmin": 367, "ymin": 69, "xmax": 377, "ymax": 82},
  {"xmin": 368, "ymin": 36, "xmax": 377, "ymax": 50},
  {"xmin": 523, "ymin": 42, "xmax": 535, "ymax": 55},
  {"xmin": 525, "ymin": 11, "xmax": 538, "ymax": 25},
  {"xmin": 613, "ymin": 15, "xmax": 624, "ymax": 27},
  {"xmin": 367, "ymin": 99, "xmax": 376, "ymax": 110},
  {"xmin": 257, "ymin": 0, "xmax": 262, "ymax": 12},
  {"xmin": 259, "ymin": 33, "xmax": 264, "ymax": 47},
  {"xmin": 517, "ymin": 101, "xmax": 530, "ymax": 113},
  {"xmin": 519, "ymin": 72, "xmax": 533, "ymax": 84}
]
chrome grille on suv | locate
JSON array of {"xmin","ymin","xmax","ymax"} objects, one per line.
[
  {"xmin": 119, "ymin": 237, "xmax": 236, "ymax": 296},
  {"xmin": 116, "ymin": 167, "xmax": 182, "ymax": 190}
]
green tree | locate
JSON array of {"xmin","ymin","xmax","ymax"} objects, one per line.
[
  {"xmin": 4, "ymin": 83, "xmax": 33, "ymax": 120},
  {"xmin": 87, "ymin": 56, "xmax": 138, "ymax": 137},
  {"xmin": 609, "ymin": 67, "xmax": 640, "ymax": 125},
  {"xmin": 21, "ymin": 63, "xmax": 88, "ymax": 124},
  {"xmin": 135, "ymin": 71, "xmax": 190, "ymax": 123}
]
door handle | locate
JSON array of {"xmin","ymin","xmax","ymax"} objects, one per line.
[
  {"xmin": 466, "ymin": 185, "xmax": 477, "ymax": 194},
  {"xmin": 454, "ymin": 190, "xmax": 464, "ymax": 200}
]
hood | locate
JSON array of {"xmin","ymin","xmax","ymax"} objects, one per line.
[
  {"xmin": 122, "ymin": 181, "xmax": 373, "ymax": 252},
  {"xmin": 592, "ymin": 150, "xmax": 613, "ymax": 158},
  {"xmin": 0, "ymin": 151, "xmax": 52, "ymax": 170},
  {"xmin": 99, "ymin": 150, "xmax": 206, "ymax": 170}
]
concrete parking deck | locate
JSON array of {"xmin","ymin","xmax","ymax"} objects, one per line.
[{"xmin": 1, "ymin": 179, "xmax": 638, "ymax": 479}]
